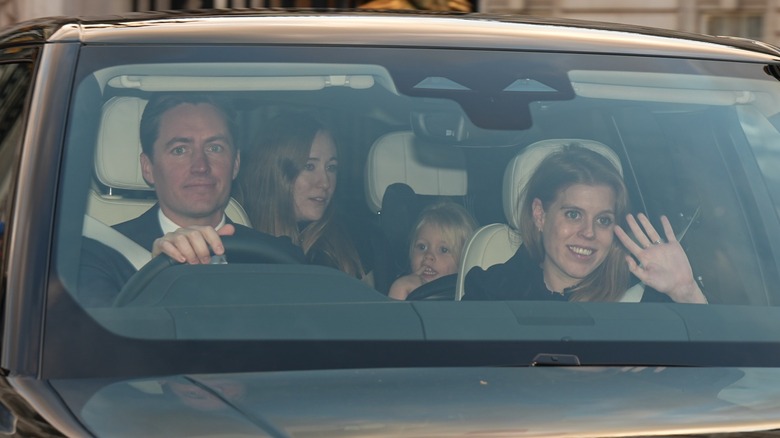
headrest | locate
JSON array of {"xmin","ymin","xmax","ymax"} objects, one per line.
[
  {"xmin": 503, "ymin": 139, "xmax": 623, "ymax": 230},
  {"xmin": 364, "ymin": 131, "xmax": 467, "ymax": 213},
  {"xmin": 94, "ymin": 96, "xmax": 151, "ymax": 190}
]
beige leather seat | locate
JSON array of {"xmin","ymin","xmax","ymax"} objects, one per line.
[
  {"xmin": 455, "ymin": 138, "xmax": 644, "ymax": 302},
  {"xmin": 364, "ymin": 130, "xmax": 467, "ymax": 214},
  {"xmin": 83, "ymin": 96, "xmax": 250, "ymax": 269},
  {"xmin": 364, "ymin": 130, "xmax": 469, "ymax": 292}
]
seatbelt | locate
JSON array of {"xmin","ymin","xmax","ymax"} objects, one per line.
[
  {"xmin": 82, "ymin": 215, "xmax": 151, "ymax": 271},
  {"xmin": 620, "ymin": 283, "xmax": 645, "ymax": 302}
]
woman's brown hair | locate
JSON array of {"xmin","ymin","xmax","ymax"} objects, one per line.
[
  {"xmin": 237, "ymin": 112, "xmax": 364, "ymax": 278},
  {"xmin": 518, "ymin": 144, "xmax": 630, "ymax": 301}
]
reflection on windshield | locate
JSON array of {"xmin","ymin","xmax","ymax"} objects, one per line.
[
  {"xmin": 71, "ymin": 367, "xmax": 780, "ymax": 437},
  {"xmin": 54, "ymin": 46, "xmax": 780, "ymax": 349}
]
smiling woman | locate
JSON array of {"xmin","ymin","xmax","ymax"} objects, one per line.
[{"xmin": 462, "ymin": 144, "xmax": 707, "ymax": 303}]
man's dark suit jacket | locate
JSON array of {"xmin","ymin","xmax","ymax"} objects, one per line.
[{"xmin": 77, "ymin": 205, "xmax": 303, "ymax": 307}]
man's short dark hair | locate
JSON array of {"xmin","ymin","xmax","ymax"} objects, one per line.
[{"xmin": 139, "ymin": 93, "xmax": 238, "ymax": 161}]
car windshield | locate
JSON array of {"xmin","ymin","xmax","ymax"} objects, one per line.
[{"xmin": 48, "ymin": 40, "xmax": 780, "ymax": 377}]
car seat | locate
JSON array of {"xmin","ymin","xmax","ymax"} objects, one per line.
[
  {"xmin": 364, "ymin": 130, "xmax": 469, "ymax": 293},
  {"xmin": 84, "ymin": 96, "xmax": 250, "ymax": 268},
  {"xmin": 455, "ymin": 138, "xmax": 645, "ymax": 302}
]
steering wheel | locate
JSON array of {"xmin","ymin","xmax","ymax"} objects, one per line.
[
  {"xmin": 405, "ymin": 274, "xmax": 457, "ymax": 301},
  {"xmin": 114, "ymin": 234, "xmax": 302, "ymax": 307}
]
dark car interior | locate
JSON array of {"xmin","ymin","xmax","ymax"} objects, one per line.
[{"xmin": 44, "ymin": 43, "xmax": 780, "ymax": 353}]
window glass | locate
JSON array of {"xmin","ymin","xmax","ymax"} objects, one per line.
[{"xmin": 52, "ymin": 44, "xmax": 780, "ymax": 363}]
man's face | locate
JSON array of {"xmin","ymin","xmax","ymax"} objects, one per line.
[{"xmin": 140, "ymin": 103, "xmax": 239, "ymax": 227}]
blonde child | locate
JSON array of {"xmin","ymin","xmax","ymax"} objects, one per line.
[{"xmin": 388, "ymin": 201, "xmax": 477, "ymax": 300}]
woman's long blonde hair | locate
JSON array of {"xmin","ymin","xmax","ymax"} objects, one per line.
[
  {"xmin": 518, "ymin": 144, "xmax": 630, "ymax": 302},
  {"xmin": 237, "ymin": 112, "xmax": 364, "ymax": 278}
]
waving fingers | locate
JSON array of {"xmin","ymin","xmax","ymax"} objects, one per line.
[
  {"xmin": 660, "ymin": 215, "xmax": 678, "ymax": 244},
  {"xmin": 636, "ymin": 213, "xmax": 665, "ymax": 246},
  {"xmin": 614, "ymin": 224, "xmax": 641, "ymax": 255}
]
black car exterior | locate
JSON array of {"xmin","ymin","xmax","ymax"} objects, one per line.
[{"xmin": 3, "ymin": 8, "xmax": 780, "ymax": 437}]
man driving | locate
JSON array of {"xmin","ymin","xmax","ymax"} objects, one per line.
[{"xmin": 78, "ymin": 93, "xmax": 303, "ymax": 306}]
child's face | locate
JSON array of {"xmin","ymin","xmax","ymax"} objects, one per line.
[{"xmin": 410, "ymin": 223, "xmax": 459, "ymax": 284}]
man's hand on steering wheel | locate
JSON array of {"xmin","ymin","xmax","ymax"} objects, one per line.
[
  {"xmin": 153, "ymin": 224, "xmax": 235, "ymax": 265},
  {"xmin": 115, "ymin": 233, "xmax": 303, "ymax": 306}
]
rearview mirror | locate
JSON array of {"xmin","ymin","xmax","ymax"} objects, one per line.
[{"xmin": 411, "ymin": 110, "xmax": 528, "ymax": 147}]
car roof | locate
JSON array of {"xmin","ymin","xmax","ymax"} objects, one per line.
[{"xmin": 2, "ymin": 9, "xmax": 779, "ymax": 63}]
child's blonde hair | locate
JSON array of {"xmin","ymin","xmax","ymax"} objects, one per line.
[{"xmin": 409, "ymin": 201, "xmax": 478, "ymax": 265}]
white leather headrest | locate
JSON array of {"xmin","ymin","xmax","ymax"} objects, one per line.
[
  {"xmin": 503, "ymin": 139, "xmax": 622, "ymax": 230},
  {"xmin": 95, "ymin": 97, "xmax": 151, "ymax": 190},
  {"xmin": 364, "ymin": 131, "xmax": 467, "ymax": 213}
]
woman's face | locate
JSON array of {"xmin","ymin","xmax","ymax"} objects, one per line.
[
  {"xmin": 293, "ymin": 130, "xmax": 338, "ymax": 223},
  {"xmin": 532, "ymin": 183, "xmax": 616, "ymax": 292}
]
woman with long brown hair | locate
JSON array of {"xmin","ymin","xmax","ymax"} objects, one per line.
[
  {"xmin": 464, "ymin": 144, "xmax": 706, "ymax": 303},
  {"xmin": 237, "ymin": 112, "xmax": 365, "ymax": 278}
]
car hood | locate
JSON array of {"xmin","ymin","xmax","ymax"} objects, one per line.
[{"xmin": 53, "ymin": 367, "xmax": 780, "ymax": 437}]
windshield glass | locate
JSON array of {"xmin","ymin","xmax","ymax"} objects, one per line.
[{"xmin": 49, "ymin": 43, "xmax": 780, "ymax": 375}]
